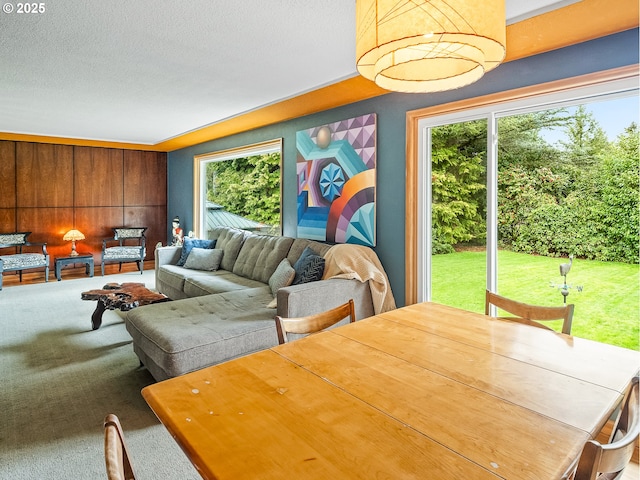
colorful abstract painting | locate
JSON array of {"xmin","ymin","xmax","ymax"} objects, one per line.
[{"xmin": 296, "ymin": 113, "xmax": 376, "ymax": 246}]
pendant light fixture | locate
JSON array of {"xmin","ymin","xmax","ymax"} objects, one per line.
[{"xmin": 356, "ymin": 0, "xmax": 506, "ymax": 93}]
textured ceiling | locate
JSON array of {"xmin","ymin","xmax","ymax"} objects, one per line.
[{"xmin": 0, "ymin": 0, "xmax": 579, "ymax": 145}]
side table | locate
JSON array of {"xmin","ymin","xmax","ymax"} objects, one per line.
[{"xmin": 54, "ymin": 254, "xmax": 94, "ymax": 281}]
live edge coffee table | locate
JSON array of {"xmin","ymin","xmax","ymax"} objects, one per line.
[{"xmin": 81, "ymin": 282, "xmax": 170, "ymax": 330}]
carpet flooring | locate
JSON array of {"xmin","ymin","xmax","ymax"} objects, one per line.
[{"xmin": 0, "ymin": 270, "xmax": 200, "ymax": 479}]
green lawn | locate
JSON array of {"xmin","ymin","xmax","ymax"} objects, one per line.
[{"xmin": 431, "ymin": 250, "xmax": 639, "ymax": 350}]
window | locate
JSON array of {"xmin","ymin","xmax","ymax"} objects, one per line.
[{"xmin": 194, "ymin": 139, "xmax": 283, "ymax": 238}]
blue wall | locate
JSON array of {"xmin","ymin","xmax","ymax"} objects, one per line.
[{"xmin": 167, "ymin": 29, "xmax": 638, "ymax": 306}]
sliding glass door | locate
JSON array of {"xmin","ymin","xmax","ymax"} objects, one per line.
[{"xmin": 415, "ymin": 74, "xmax": 638, "ymax": 348}]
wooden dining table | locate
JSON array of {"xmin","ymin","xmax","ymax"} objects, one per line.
[{"xmin": 142, "ymin": 302, "xmax": 639, "ymax": 480}]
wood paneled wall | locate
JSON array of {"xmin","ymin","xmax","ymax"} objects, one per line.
[{"xmin": 0, "ymin": 140, "xmax": 167, "ymax": 266}]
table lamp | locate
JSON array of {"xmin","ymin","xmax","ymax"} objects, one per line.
[{"xmin": 63, "ymin": 229, "xmax": 85, "ymax": 256}]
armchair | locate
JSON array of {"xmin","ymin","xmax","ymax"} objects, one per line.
[
  {"xmin": 0, "ymin": 232, "xmax": 49, "ymax": 290},
  {"xmin": 101, "ymin": 227, "xmax": 147, "ymax": 276}
]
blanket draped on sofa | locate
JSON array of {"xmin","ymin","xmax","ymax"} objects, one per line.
[{"xmin": 323, "ymin": 244, "xmax": 396, "ymax": 314}]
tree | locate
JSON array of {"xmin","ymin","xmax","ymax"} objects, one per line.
[
  {"xmin": 497, "ymin": 165, "xmax": 570, "ymax": 252},
  {"xmin": 497, "ymin": 109, "xmax": 571, "ymax": 170},
  {"xmin": 588, "ymin": 124, "xmax": 639, "ymax": 262},
  {"xmin": 206, "ymin": 153, "xmax": 280, "ymax": 226},
  {"xmin": 431, "ymin": 121, "xmax": 486, "ymax": 248},
  {"xmin": 613, "ymin": 122, "xmax": 639, "ymax": 158},
  {"xmin": 496, "ymin": 119, "xmax": 638, "ymax": 263},
  {"xmin": 559, "ymin": 105, "xmax": 610, "ymax": 168}
]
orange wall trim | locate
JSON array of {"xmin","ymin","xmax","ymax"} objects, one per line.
[
  {"xmin": 154, "ymin": 76, "xmax": 388, "ymax": 152},
  {"xmin": 0, "ymin": 0, "xmax": 637, "ymax": 152},
  {"xmin": 0, "ymin": 132, "xmax": 166, "ymax": 152},
  {"xmin": 505, "ymin": 0, "xmax": 639, "ymax": 62}
]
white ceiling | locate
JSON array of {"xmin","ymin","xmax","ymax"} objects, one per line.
[{"xmin": 0, "ymin": 0, "xmax": 578, "ymax": 146}]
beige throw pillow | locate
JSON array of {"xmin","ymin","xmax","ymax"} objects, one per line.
[
  {"xmin": 268, "ymin": 258, "xmax": 295, "ymax": 297},
  {"xmin": 184, "ymin": 248, "xmax": 224, "ymax": 271}
]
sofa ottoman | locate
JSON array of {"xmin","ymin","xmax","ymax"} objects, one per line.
[{"xmin": 126, "ymin": 286, "xmax": 278, "ymax": 381}]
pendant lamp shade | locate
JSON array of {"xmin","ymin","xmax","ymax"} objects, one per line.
[{"xmin": 356, "ymin": 0, "xmax": 506, "ymax": 93}]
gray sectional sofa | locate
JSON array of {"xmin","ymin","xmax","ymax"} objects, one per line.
[{"xmin": 125, "ymin": 226, "xmax": 384, "ymax": 381}]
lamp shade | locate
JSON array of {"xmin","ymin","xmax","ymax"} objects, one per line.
[
  {"xmin": 356, "ymin": 0, "xmax": 506, "ymax": 93},
  {"xmin": 63, "ymin": 229, "xmax": 85, "ymax": 241}
]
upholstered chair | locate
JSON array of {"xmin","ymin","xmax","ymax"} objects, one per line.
[
  {"xmin": 101, "ymin": 227, "xmax": 147, "ymax": 276},
  {"xmin": 0, "ymin": 232, "xmax": 49, "ymax": 290}
]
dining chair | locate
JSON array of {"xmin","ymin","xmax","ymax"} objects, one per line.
[
  {"xmin": 104, "ymin": 414, "xmax": 137, "ymax": 480},
  {"xmin": 485, "ymin": 290, "xmax": 574, "ymax": 334},
  {"xmin": 275, "ymin": 299, "xmax": 355, "ymax": 344},
  {"xmin": 567, "ymin": 375, "xmax": 639, "ymax": 480}
]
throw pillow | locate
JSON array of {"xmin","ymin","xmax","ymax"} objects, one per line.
[
  {"xmin": 183, "ymin": 248, "xmax": 224, "ymax": 271},
  {"xmin": 293, "ymin": 246, "xmax": 317, "ymax": 270},
  {"xmin": 177, "ymin": 237, "xmax": 216, "ymax": 266},
  {"xmin": 292, "ymin": 249, "xmax": 325, "ymax": 285},
  {"xmin": 268, "ymin": 258, "xmax": 295, "ymax": 297}
]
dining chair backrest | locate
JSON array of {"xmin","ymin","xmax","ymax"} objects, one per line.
[
  {"xmin": 104, "ymin": 414, "xmax": 136, "ymax": 480},
  {"xmin": 275, "ymin": 299, "xmax": 355, "ymax": 344},
  {"xmin": 572, "ymin": 375, "xmax": 639, "ymax": 480},
  {"xmin": 485, "ymin": 290, "xmax": 574, "ymax": 335}
]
